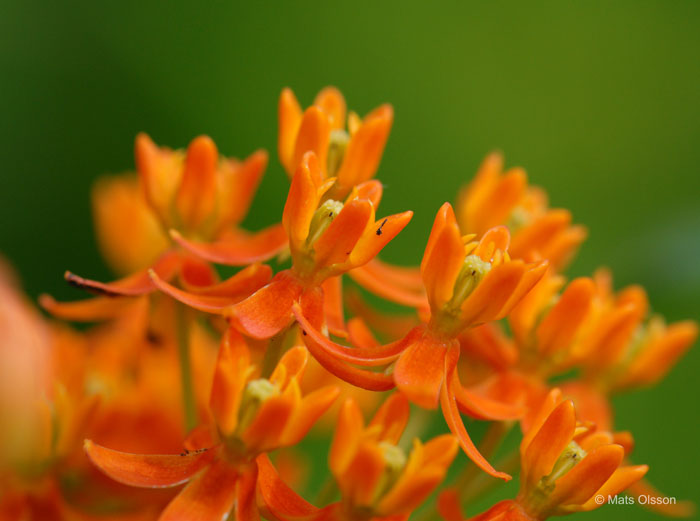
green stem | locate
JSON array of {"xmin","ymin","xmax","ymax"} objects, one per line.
[
  {"xmin": 176, "ymin": 302, "xmax": 197, "ymax": 432},
  {"xmin": 315, "ymin": 475, "xmax": 340, "ymax": 506}
]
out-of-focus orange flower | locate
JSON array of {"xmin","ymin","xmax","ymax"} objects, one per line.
[
  {"xmin": 456, "ymin": 153, "xmax": 586, "ymax": 271},
  {"xmin": 278, "ymin": 87, "xmax": 393, "ymax": 200},
  {"xmin": 151, "ymin": 151, "xmax": 412, "ymax": 340},
  {"xmin": 294, "ymin": 203, "xmax": 546, "ymax": 479},
  {"xmin": 455, "ymin": 390, "xmax": 647, "ymax": 520},
  {"xmin": 41, "ymin": 134, "xmax": 285, "ymax": 321},
  {"xmin": 85, "ymin": 328, "xmax": 338, "ymax": 521},
  {"xmin": 258, "ymin": 393, "xmax": 458, "ymax": 521}
]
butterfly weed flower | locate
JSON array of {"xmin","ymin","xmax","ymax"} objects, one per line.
[
  {"xmin": 84, "ymin": 327, "xmax": 339, "ymax": 521},
  {"xmin": 258, "ymin": 393, "xmax": 458, "ymax": 521}
]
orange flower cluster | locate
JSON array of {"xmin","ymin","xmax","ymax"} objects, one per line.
[{"xmin": 0, "ymin": 87, "xmax": 695, "ymax": 521}]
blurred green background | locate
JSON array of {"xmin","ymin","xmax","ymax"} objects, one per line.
[{"xmin": 1, "ymin": 1, "xmax": 698, "ymax": 518}]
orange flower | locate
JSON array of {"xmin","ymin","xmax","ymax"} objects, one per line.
[
  {"xmin": 278, "ymin": 87, "xmax": 393, "ymax": 199},
  {"xmin": 40, "ymin": 134, "xmax": 285, "ymax": 320},
  {"xmin": 151, "ymin": 151, "xmax": 412, "ymax": 340},
  {"xmin": 85, "ymin": 328, "xmax": 339, "ymax": 521},
  {"xmin": 293, "ymin": 203, "xmax": 546, "ymax": 479},
  {"xmin": 258, "ymin": 393, "xmax": 458, "ymax": 521},
  {"xmin": 456, "ymin": 390, "xmax": 647, "ymax": 520},
  {"xmin": 456, "ymin": 153, "xmax": 586, "ymax": 271}
]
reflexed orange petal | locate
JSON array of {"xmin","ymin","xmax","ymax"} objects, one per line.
[
  {"xmin": 394, "ymin": 330, "xmax": 451, "ymax": 409},
  {"xmin": 175, "ymin": 136, "xmax": 218, "ymax": 230},
  {"xmin": 348, "ymin": 262, "xmax": 427, "ymax": 309},
  {"xmin": 84, "ymin": 440, "xmax": 215, "ymax": 488},
  {"xmin": 183, "ymin": 262, "xmax": 272, "ymax": 298},
  {"xmin": 172, "ymin": 224, "xmax": 288, "ymax": 266},
  {"xmin": 38, "ymin": 293, "xmax": 137, "ymax": 322},
  {"xmin": 348, "ymin": 211, "xmax": 414, "ymax": 270},
  {"xmin": 321, "ymin": 277, "xmax": 346, "ymax": 338},
  {"xmin": 229, "ymin": 272, "xmax": 304, "ymax": 339},
  {"xmin": 369, "ymin": 393, "xmax": 410, "ymax": 444},
  {"xmin": 159, "ymin": 459, "xmax": 238, "ymax": 521},
  {"xmin": 292, "ymin": 108, "xmax": 331, "ymax": 179},
  {"xmin": 440, "ymin": 350, "xmax": 511, "ymax": 481},
  {"xmin": 257, "ymin": 454, "xmax": 320, "ymax": 520},
  {"xmin": 453, "ymin": 375, "xmax": 524, "ymax": 421},
  {"xmin": 522, "ymin": 400, "xmax": 576, "ymax": 491},
  {"xmin": 236, "ymin": 464, "xmax": 260, "ymax": 521},
  {"xmin": 279, "ymin": 88, "xmax": 303, "ymax": 175},
  {"xmin": 437, "ymin": 489, "xmax": 463, "ymax": 521},
  {"xmin": 314, "ymin": 87, "xmax": 346, "ymax": 130},
  {"xmin": 65, "ymin": 250, "xmax": 180, "ymax": 297},
  {"xmin": 335, "ymin": 104, "xmax": 393, "ymax": 189},
  {"xmin": 549, "ymin": 444, "xmax": 624, "ymax": 508}
]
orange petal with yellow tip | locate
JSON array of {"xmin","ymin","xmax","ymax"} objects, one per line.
[
  {"xmin": 159, "ymin": 459, "xmax": 239, "ymax": 521},
  {"xmin": 549, "ymin": 444, "xmax": 624, "ymax": 509},
  {"xmin": 172, "ymin": 224, "xmax": 288, "ymax": 266},
  {"xmin": 321, "ymin": 277, "xmax": 346, "ymax": 338},
  {"xmin": 330, "ymin": 399, "xmax": 366, "ymax": 475},
  {"xmin": 283, "ymin": 153, "xmax": 324, "ymax": 251},
  {"xmin": 452, "ymin": 375, "xmax": 524, "ymax": 421},
  {"xmin": 335, "ymin": 104, "xmax": 393, "ymax": 189},
  {"xmin": 257, "ymin": 453, "xmax": 321, "ymax": 520},
  {"xmin": 440, "ymin": 348, "xmax": 511, "ymax": 481},
  {"xmin": 314, "ymin": 87, "xmax": 346, "ymax": 130},
  {"xmin": 522, "ymin": 400, "xmax": 576, "ymax": 491},
  {"xmin": 65, "ymin": 250, "xmax": 180, "ymax": 297},
  {"xmin": 279, "ymin": 88, "xmax": 304, "ymax": 174},
  {"xmin": 175, "ymin": 135, "xmax": 218, "ymax": 230},
  {"xmin": 38, "ymin": 293, "xmax": 137, "ymax": 322},
  {"xmin": 229, "ymin": 272, "xmax": 304, "ymax": 339},
  {"xmin": 84, "ymin": 439, "xmax": 216, "ymax": 488},
  {"xmin": 369, "ymin": 393, "xmax": 410, "ymax": 445},
  {"xmin": 210, "ymin": 327, "xmax": 250, "ymax": 437},
  {"xmin": 536, "ymin": 277, "xmax": 594, "ymax": 356},
  {"xmin": 420, "ymin": 203, "xmax": 464, "ymax": 308},
  {"xmin": 314, "ymin": 199, "xmax": 373, "ymax": 268},
  {"xmin": 348, "ymin": 211, "xmax": 414, "ymax": 269},
  {"xmin": 292, "ymin": 107, "xmax": 331, "ymax": 179}
]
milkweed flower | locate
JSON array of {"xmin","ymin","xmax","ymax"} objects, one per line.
[
  {"xmin": 85, "ymin": 328, "xmax": 339, "ymax": 521},
  {"xmin": 456, "ymin": 153, "xmax": 586, "ymax": 271},
  {"xmin": 151, "ymin": 151, "xmax": 412, "ymax": 340},
  {"xmin": 278, "ymin": 87, "xmax": 393, "ymax": 200},
  {"xmin": 258, "ymin": 393, "xmax": 458, "ymax": 521},
  {"xmin": 294, "ymin": 202, "xmax": 547, "ymax": 478},
  {"xmin": 450, "ymin": 390, "xmax": 647, "ymax": 520},
  {"xmin": 41, "ymin": 134, "xmax": 285, "ymax": 320}
]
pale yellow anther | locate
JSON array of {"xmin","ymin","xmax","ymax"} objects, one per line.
[
  {"xmin": 327, "ymin": 129, "xmax": 350, "ymax": 177},
  {"xmin": 307, "ymin": 199, "xmax": 344, "ymax": 247},
  {"xmin": 540, "ymin": 441, "xmax": 587, "ymax": 489},
  {"xmin": 448, "ymin": 254, "xmax": 492, "ymax": 310},
  {"xmin": 235, "ymin": 379, "xmax": 279, "ymax": 435},
  {"xmin": 373, "ymin": 441, "xmax": 408, "ymax": 502}
]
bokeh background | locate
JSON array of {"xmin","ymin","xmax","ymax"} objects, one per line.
[{"xmin": 1, "ymin": 1, "xmax": 698, "ymax": 518}]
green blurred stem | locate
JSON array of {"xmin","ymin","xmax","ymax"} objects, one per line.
[
  {"xmin": 176, "ymin": 302, "xmax": 197, "ymax": 432},
  {"xmin": 316, "ymin": 475, "xmax": 339, "ymax": 506}
]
